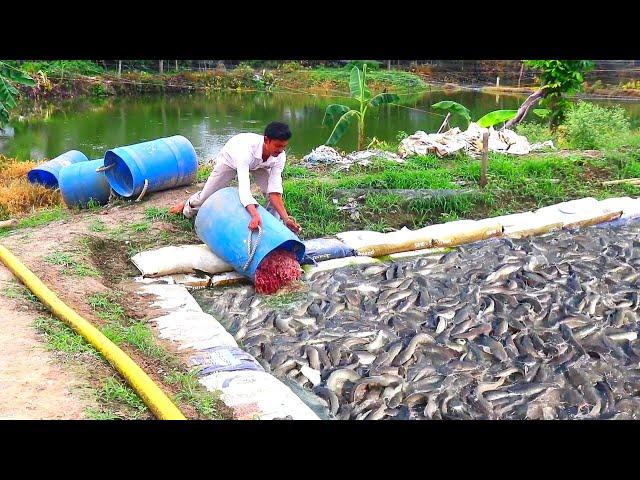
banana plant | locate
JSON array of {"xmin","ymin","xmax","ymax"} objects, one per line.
[
  {"xmin": 431, "ymin": 100, "xmax": 517, "ymax": 129},
  {"xmin": 323, "ymin": 64, "xmax": 399, "ymax": 151},
  {"xmin": 0, "ymin": 61, "xmax": 35, "ymax": 131}
]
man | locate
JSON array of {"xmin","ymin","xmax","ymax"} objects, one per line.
[{"xmin": 169, "ymin": 121, "xmax": 301, "ymax": 234}]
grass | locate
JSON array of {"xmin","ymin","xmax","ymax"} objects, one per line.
[
  {"xmin": 89, "ymin": 219, "xmax": 107, "ymax": 232},
  {"xmin": 130, "ymin": 221, "xmax": 151, "ymax": 232},
  {"xmin": 278, "ymin": 132, "xmax": 640, "ymax": 238},
  {"xmin": 166, "ymin": 369, "xmax": 230, "ymax": 419},
  {"xmin": 4, "ymin": 282, "xmax": 39, "ymax": 303},
  {"xmin": 144, "ymin": 206, "xmax": 194, "ymax": 232},
  {"xmin": 84, "ymin": 407, "xmax": 121, "ymax": 420},
  {"xmin": 33, "ymin": 315, "xmax": 100, "ymax": 358},
  {"xmin": 87, "ymin": 293, "xmax": 127, "ymax": 322},
  {"xmin": 18, "ymin": 205, "xmax": 69, "ymax": 228},
  {"xmin": 197, "ymin": 165, "xmax": 212, "ymax": 182},
  {"xmin": 31, "ymin": 311, "xmax": 150, "ymax": 420},
  {"xmin": 290, "ymin": 67, "xmax": 430, "ymax": 94},
  {"xmin": 86, "ymin": 292, "xmax": 231, "ymax": 419},
  {"xmin": 43, "ymin": 250, "xmax": 100, "ymax": 277},
  {"xmin": 98, "ymin": 377, "xmax": 149, "ymax": 419}
]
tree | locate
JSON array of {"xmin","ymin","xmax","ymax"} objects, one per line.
[
  {"xmin": 0, "ymin": 61, "xmax": 35, "ymax": 131},
  {"xmin": 523, "ymin": 60, "xmax": 594, "ymax": 128},
  {"xmin": 322, "ymin": 64, "xmax": 399, "ymax": 151}
]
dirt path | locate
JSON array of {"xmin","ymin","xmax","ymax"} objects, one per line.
[
  {"xmin": 0, "ymin": 185, "xmax": 208, "ymax": 419},
  {"xmin": 0, "ymin": 265, "xmax": 95, "ymax": 419}
]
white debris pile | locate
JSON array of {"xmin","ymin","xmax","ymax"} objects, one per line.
[
  {"xmin": 301, "ymin": 145, "xmax": 405, "ymax": 171},
  {"xmin": 398, "ymin": 122, "xmax": 556, "ymax": 158}
]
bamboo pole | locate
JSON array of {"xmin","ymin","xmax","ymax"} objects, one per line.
[{"xmin": 602, "ymin": 178, "xmax": 640, "ymax": 186}]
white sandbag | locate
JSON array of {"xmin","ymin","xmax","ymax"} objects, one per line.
[
  {"xmin": 131, "ymin": 244, "xmax": 233, "ymax": 277},
  {"xmin": 535, "ymin": 197, "xmax": 621, "ymax": 228},
  {"xmin": 501, "ymin": 215, "xmax": 564, "ymax": 239},
  {"xmin": 166, "ymin": 273, "xmax": 211, "ymax": 289},
  {"xmin": 537, "ymin": 197, "xmax": 601, "ymax": 215},
  {"xmin": 336, "ymin": 230, "xmax": 391, "ymax": 250},
  {"xmin": 152, "ymin": 311, "xmax": 238, "ymax": 348},
  {"xmin": 492, "ymin": 211, "xmax": 538, "ymax": 227},
  {"xmin": 139, "ymin": 283, "xmax": 204, "ymax": 313},
  {"xmin": 209, "ymin": 271, "xmax": 249, "ymax": 287},
  {"xmin": 189, "ymin": 346, "xmax": 264, "ymax": 375},
  {"xmin": 338, "ymin": 218, "xmax": 502, "ymax": 257},
  {"xmin": 386, "ymin": 247, "xmax": 451, "ymax": 260},
  {"xmin": 599, "ymin": 196, "xmax": 640, "ymax": 219},
  {"xmin": 198, "ymin": 370, "xmax": 319, "ymax": 420},
  {"xmin": 302, "ymin": 256, "xmax": 380, "ymax": 278}
]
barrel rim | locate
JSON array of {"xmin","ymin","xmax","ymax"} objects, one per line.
[
  {"xmin": 27, "ymin": 169, "xmax": 58, "ymax": 188},
  {"xmin": 104, "ymin": 150, "xmax": 136, "ymax": 197}
]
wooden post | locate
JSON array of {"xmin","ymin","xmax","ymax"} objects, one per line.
[
  {"xmin": 437, "ymin": 112, "xmax": 451, "ymax": 134},
  {"xmin": 175, "ymin": 60, "xmax": 178, "ymax": 71},
  {"xmin": 517, "ymin": 62, "xmax": 524, "ymax": 88},
  {"xmin": 159, "ymin": 60, "xmax": 164, "ymax": 74},
  {"xmin": 480, "ymin": 131, "xmax": 489, "ymax": 189},
  {"xmin": 0, "ymin": 219, "xmax": 18, "ymax": 229},
  {"xmin": 117, "ymin": 60, "xmax": 122, "ymax": 77}
]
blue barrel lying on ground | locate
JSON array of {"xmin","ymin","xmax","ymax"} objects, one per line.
[
  {"xmin": 195, "ymin": 187, "xmax": 306, "ymax": 280},
  {"xmin": 59, "ymin": 159, "xmax": 111, "ymax": 208},
  {"xmin": 103, "ymin": 135, "xmax": 198, "ymax": 199},
  {"xmin": 27, "ymin": 150, "xmax": 88, "ymax": 188}
]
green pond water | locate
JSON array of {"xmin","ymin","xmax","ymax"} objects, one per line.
[{"xmin": 2, "ymin": 90, "xmax": 639, "ymax": 162}]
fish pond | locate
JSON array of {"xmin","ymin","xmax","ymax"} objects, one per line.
[{"xmin": 3, "ymin": 90, "xmax": 640, "ymax": 162}]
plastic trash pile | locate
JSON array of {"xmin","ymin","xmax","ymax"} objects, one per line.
[
  {"xmin": 301, "ymin": 145, "xmax": 405, "ymax": 171},
  {"xmin": 398, "ymin": 122, "xmax": 555, "ymax": 158}
]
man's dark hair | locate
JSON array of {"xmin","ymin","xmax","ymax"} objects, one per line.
[{"xmin": 264, "ymin": 121, "xmax": 292, "ymax": 141}]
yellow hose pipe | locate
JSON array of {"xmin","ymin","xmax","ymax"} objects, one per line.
[{"xmin": 0, "ymin": 244, "xmax": 186, "ymax": 420}]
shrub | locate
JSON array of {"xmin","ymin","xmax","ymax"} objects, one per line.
[
  {"xmin": 91, "ymin": 83, "xmax": 108, "ymax": 97},
  {"xmin": 515, "ymin": 122, "xmax": 555, "ymax": 144},
  {"xmin": 344, "ymin": 60, "xmax": 381, "ymax": 71},
  {"xmin": 278, "ymin": 61, "xmax": 303, "ymax": 72},
  {"xmin": 563, "ymin": 101, "xmax": 631, "ymax": 150}
]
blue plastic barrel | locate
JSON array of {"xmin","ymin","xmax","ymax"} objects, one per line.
[
  {"xmin": 59, "ymin": 159, "xmax": 111, "ymax": 208},
  {"xmin": 195, "ymin": 187, "xmax": 306, "ymax": 280},
  {"xmin": 27, "ymin": 150, "xmax": 88, "ymax": 188},
  {"xmin": 103, "ymin": 135, "xmax": 197, "ymax": 199}
]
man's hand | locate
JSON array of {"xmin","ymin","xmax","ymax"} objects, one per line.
[
  {"xmin": 284, "ymin": 216, "xmax": 301, "ymax": 234},
  {"xmin": 248, "ymin": 213, "xmax": 262, "ymax": 231}
]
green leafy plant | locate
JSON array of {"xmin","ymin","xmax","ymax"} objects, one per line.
[
  {"xmin": 323, "ymin": 64, "xmax": 399, "ymax": 150},
  {"xmin": 0, "ymin": 61, "xmax": 36, "ymax": 130},
  {"xmin": 431, "ymin": 101, "xmax": 471, "ymax": 127},
  {"xmin": 563, "ymin": 101, "xmax": 630, "ymax": 150},
  {"xmin": 431, "ymin": 100, "xmax": 517, "ymax": 129},
  {"xmin": 515, "ymin": 122, "xmax": 555, "ymax": 144},
  {"xmin": 524, "ymin": 60, "xmax": 594, "ymax": 128}
]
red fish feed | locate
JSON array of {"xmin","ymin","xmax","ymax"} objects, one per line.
[{"xmin": 254, "ymin": 248, "xmax": 302, "ymax": 295}]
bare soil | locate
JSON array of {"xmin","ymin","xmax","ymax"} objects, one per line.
[
  {"xmin": 0, "ymin": 265, "xmax": 97, "ymax": 419},
  {"xmin": 0, "ymin": 184, "xmax": 215, "ymax": 419}
]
